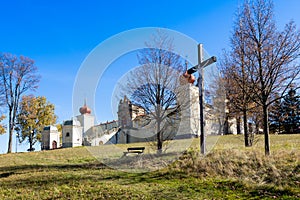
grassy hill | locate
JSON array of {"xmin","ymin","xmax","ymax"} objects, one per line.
[{"xmin": 0, "ymin": 134, "xmax": 299, "ymax": 199}]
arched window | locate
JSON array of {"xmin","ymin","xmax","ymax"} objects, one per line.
[{"xmin": 66, "ymin": 132, "xmax": 70, "ymax": 137}]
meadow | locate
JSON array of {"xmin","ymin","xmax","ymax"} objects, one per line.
[{"xmin": 0, "ymin": 134, "xmax": 299, "ymax": 199}]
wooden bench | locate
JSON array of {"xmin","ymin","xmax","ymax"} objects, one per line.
[{"xmin": 123, "ymin": 147, "xmax": 145, "ymax": 156}]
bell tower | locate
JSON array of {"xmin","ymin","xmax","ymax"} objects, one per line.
[
  {"xmin": 76, "ymin": 100, "xmax": 95, "ymax": 137},
  {"xmin": 118, "ymin": 96, "xmax": 133, "ymax": 128},
  {"xmin": 177, "ymin": 70, "xmax": 200, "ymax": 137}
]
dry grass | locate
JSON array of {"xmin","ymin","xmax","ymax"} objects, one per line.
[
  {"xmin": 173, "ymin": 148, "xmax": 299, "ymax": 186},
  {"xmin": 0, "ymin": 134, "xmax": 299, "ymax": 199},
  {"xmin": 163, "ymin": 134, "xmax": 300, "ymax": 194}
]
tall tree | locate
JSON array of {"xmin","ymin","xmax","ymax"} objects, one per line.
[
  {"xmin": 0, "ymin": 53, "xmax": 40, "ymax": 153},
  {"xmin": 221, "ymin": 56, "xmax": 254, "ymax": 145},
  {"xmin": 16, "ymin": 96, "xmax": 57, "ymax": 151},
  {"xmin": 124, "ymin": 32, "xmax": 185, "ymax": 153},
  {"xmin": 227, "ymin": 0, "xmax": 300, "ymax": 155},
  {"xmin": 221, "ymin": 0, "xmax": 260, "ymax": 144}
]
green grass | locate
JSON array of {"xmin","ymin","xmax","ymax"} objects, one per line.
[{"xmin": 0, "ymin": 134, "xmax": 299, "ymax": 199}]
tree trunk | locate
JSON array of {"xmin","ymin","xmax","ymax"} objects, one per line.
[
  {"xmin": 243, "ymin": 109, "xmax": 250, "ymax": 147},
  {"xmin": 29, "ymin": 136, "xmax": 33, "ymax": 151},
  {"xmin": 263, "ymin": 104, "xmax": 270, "ymax": 155},
  {"xmin": 157, "ymin": 120, "xmax": 162, "ymax": 154},
  {"xmin": 7, "ymin": 109, "xmax": 13, "ymax": 153}
]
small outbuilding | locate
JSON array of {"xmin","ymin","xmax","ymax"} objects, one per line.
[{"xmin": 41, "ymin": 125, "xmax": 61, "ymax": 150}]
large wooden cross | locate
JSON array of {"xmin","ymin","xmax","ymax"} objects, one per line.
[{"xmin": 187, "ymin": 44, "xmax": 217, "ymax": 155}]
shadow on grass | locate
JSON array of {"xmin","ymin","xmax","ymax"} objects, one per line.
[
  {"xmin": 0, "ymin": 162, "xmax": 108, "ymax": 177},
  {"xmin": 0, "ymin": 152, "xmax": 191, "ymax": 190},
  {"xmin": 1, "ymin": 164, "xmax": 298, "ymax": 200},
  {"xmin": 0, "ymin": 152, "xmax": 299, "ymax": 199}
]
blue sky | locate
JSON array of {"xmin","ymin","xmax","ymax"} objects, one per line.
[{"xmin": 0, "ymin": 0, "xmax": 300, "ymax": 153}]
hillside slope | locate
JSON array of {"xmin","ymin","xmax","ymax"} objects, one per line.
[{"xmin": 0, "ymin": 135, "xmax": 299, "ymax": 199}]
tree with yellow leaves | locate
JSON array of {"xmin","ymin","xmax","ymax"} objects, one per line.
[{"xmin": 16, "ymin": 95, "xmax": 57, "ymax": 151}]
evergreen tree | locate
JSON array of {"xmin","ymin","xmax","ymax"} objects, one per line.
[
  {"xmin": 281, "ymin": 88, "xmax": 300, "ymax": 133},
  {"xmin": 269, "ymin": 93, "xmax": 284, "ymax": 134}
]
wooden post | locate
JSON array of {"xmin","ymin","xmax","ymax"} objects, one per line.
[{"xmin": 198, "ymin": 44, "xmax": 206, "ymax": 155}]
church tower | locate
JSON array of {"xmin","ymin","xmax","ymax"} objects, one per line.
[
  {"xmin": 76, "ymin": 100, "xmax": 95, "ymax": 137},
  {"xmin": 61, "ymin": 100, "xmax": 94, "ymax": 148},
  {"xmin": 118, "ymin": 96, "xmax": 133, "ymax": 128},
  {"xmin": 177, "ymin": 68, "xmax": 200, "ymax": 137}
]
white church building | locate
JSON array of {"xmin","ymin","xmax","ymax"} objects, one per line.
[
  {"xmin": 41, "ymin": 101, "xmax": 119, "ymax": 150},
  {"xmin": 41, "ymin": 73, "xmax": 240, "ymax": 150}
]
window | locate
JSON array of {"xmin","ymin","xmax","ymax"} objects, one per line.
[{"xmin": 66, "ymin": 132, "xmax": 70, "ymax": 137}]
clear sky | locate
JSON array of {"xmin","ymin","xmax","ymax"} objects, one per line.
[{"xmin": 0, "ymin": 0, "xmax": 299, "ymax": 153}]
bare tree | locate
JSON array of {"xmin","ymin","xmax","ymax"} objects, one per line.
[
  {"xmin": 123, "ymin": 32, "xmax": 185, "ymax": 153},
  {"xmin": 0, "ymin": 53, "xmax": 40, "ymax": 153},
  {"xmin": 220, "ymin": 1, "xmax": 263, "ymax": 146},
  {"xmin": 226, "ymin": 0, "xmax": 300, "ymax": 155},
  {"xmin": 221, "ymin": 56, "xmax": 254, "ymax": 145}
]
